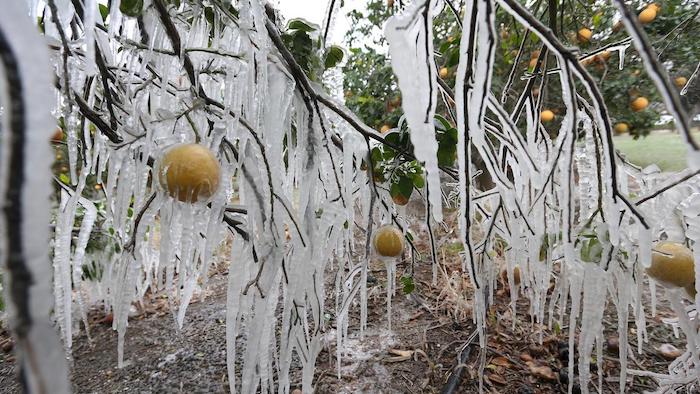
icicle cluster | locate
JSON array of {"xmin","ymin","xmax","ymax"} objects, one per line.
[
  {"xmin": 27, "ymin": 0, "xmax": 409, "ymax": 392},
  {"xmin": 383, "ymin": 0, "xmax": 700, "ymax": 393},
  {"xmin": 4, "ymin": 0, "xmax": 700, "ymax": 393}
]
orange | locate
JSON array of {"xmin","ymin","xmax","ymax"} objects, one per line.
[
  {"xmin": 614, "ymin": 122, "xmax": 629, "ymax": 134},
  {"xmin": 639, "ymin": 6, "xmax": 657, "ymax": 24},
  {"xmin": 373, "ymin": 225, "xmax": 404, "ymax": 257},
  {"xmin": 51, "ymin": 128, "xmax": 64, "ymax": 142},
  {"xmin": 392, "ymin": 194, "xmax": 409, "ymax": 206},
  {"xmin": 380, "ymin": 124, "xmax": 391, "ymax": 133},
  {"xmin": 439, "ymin": 67, "xmax": 449, "ymax": 78},
  {"xmin": 675, "ymin": 77, "xmax": 687, "ymax": 89},
  {"xmin": 158, "ymin": 143, "xmax": 221, "ymax": 203},
  {"xmin": 540, "ymin": 110, "xmax": 555, "ymax": 122},
  {"xmin": 528, "ymin": 58, "xmax": 538, "ymax": 70},
  {"xmin": 577, "ymin": 28, "xmax": 592, "ymax": 43},
  {"xmin": 647, "ymin": 242, "xmax": 695, "ymax": 288},
  {"xmin": 631, "ymin": 96, "xmax": 649, "ymax": 112}
]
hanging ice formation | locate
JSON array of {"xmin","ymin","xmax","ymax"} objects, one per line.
[
  {"xmin": 383, "ymin": 0, "xmax": 700, "ymax": 393},
  {"xmin": 3, "ymin": 0, "xmax": 700, "ymax": 393},
  {"xmin": 17, "ymin": 0, "xmax": 412, "ymax": 392},
  {"xmin": 0, "ymin": 1, "xmax": 71, "ymax": 393}
]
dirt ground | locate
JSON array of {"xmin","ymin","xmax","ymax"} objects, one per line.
[{"xmin": 0, "ymin": 210, "xmax": 690, "ymax": 393}]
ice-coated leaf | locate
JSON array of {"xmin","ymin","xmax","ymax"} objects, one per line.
[
  {"xmin": 324, "ymin": 45, "xmax": 344, "ymax": 69},
  {"xmin": 119, "ymin": 0, "xmax": 143, "ymax": 17}
]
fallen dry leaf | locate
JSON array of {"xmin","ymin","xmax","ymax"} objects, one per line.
[
  {"xmin": 490, "ymin": 356, "xmax": 511, "ymax": 367},
  {"xmin": 528, "ymin": 363, "xmax": 557, "ymax": 381},
  {"xmin": 386, "ymin": 348, "xmax": 414, "ymax": 362},
  {"xmin": 388, "ymin": 349, "xmax": 414, "ymax": 357},
  {"xmin": 488, "ymin": 373, "xmax": 507, "ymax": 385},
  {"xmin": 520, "ymin": 353, "xmax": 533, "ymax": 362}
]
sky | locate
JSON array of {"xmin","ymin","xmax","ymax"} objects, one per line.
[{"xmin": 275, "ymin": 0, "xmax": 369, "ymax": 46}]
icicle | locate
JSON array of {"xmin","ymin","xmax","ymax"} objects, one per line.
[
  {"xmin": 385, "ymin": 0, "xmax": 442, "ymax": 222},
  {"xmin": 0, "ymin": 2, "xmax": 70, "ymax": 390}
]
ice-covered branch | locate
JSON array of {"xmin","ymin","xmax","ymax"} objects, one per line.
[{"xmin": 0, "ymin": 3, "xmax": 70, "ymax": 392}]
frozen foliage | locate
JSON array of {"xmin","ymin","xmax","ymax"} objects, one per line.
[
  {"xmin": 14, "ymin": 0, "xmax": 408, "ymax": 392},
  {"xmin": 1, "ymin": 0, "xmax": 700, "ymax": 393},
  {"xmin": 385, "ymin": 0, "xmax": 700, "ymax": 393}
]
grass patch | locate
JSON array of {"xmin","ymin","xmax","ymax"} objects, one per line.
[{"xmin": 613, "ymin": 131, "xmax": 700, "ymax": 172}]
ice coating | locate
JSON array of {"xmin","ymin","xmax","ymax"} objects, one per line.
[
  {"xmin": 0, "ymin": 1, "xmax": 70, "ymax": 392},
  {"xmin": 385, "ymin": 0, "xmax": 443, "ymax": 222},
  {"xmin": 4, "ymin": 0, "xmax": 700, "ymax": 392}
]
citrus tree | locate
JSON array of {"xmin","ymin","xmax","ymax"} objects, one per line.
[
  {"xmin": 344, "ymin": 0, "xmax": 699, "ymax": 136},
  {"xmin": 0, "ymin": 1, "xmax": 700, "ymax": 394}
]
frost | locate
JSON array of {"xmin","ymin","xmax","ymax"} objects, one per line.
[
  {"xmin": 2, "ymin": 0, "xmax": 700, "ymax": 393},
  {"xmin": 0, "ymin": 1, "xmax": 70, "ymax": 392},
  {"xmin": 385, "ymin": 0, "xmax": 443, "ymax": 222}
]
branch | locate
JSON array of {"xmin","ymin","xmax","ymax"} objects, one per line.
[{"xmin": 73, "ymin": 93, "xmax": 123, "ymax": 143}]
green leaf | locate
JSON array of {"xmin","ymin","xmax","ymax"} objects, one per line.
[
  {"xmin": 397, "ymin": 176, "xmax": 413, "ymax": 198},
  {"xmin": 434, "ymin": 114, "xmax": 452, "ymax": 131},
  {"xmin": 324, "ymin": 45, "xmax": 345, "ymax": 69},
  {"xmin": 99, "ymin": 4, "xmax": 110, "ymax": 22},
  {"xmin": 59, "ymin": 173, "xmax": 70, "ymax": 184},
  {"xmin": 370, "ymin": 147, "xmax": 383, "ymax": 164},
  {"xmin": 412, "ymin": 174, "xmax": 425, "ymax": 189},
  {"xmin": 127, "ymin": 207, "xmax": 134, "ymax": 218},
  {"xmin": 400, "ymin": 276, "xmax": 415, "ymax": 294},
  {"xmin": 287, "ymin": 18, "xmax": 317, "ymax": 32},
  {"xmin": 120, "ymin": 0, "xmax": 143, "ymax": 17},
  {"xmin": 437, "ymin": 144, "xmax": 456, "ymax": 166},
  {"xmin": 580, "ymin": 236, "xmax": 603, "ymax": 263}
]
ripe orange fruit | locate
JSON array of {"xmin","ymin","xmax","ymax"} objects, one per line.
[
  {"xmin": 540, "ymin": 110, "xmax": 555, "ymax": 122},
  {"xmin": 439, "ymin": 67, "xmax": 449, "ymax": 78},
  {"xmin": 639, "ymin": 6, "xmax": 657, "ymax": 24},
  {"xmin": 158, "ymin": 143, "xmax": 221, "ymax": 203},
  {"xmin": 528, "ymin": 58, "xmax": 538, "ymax": 70},
  {"xmin": 94, "ymin": 184, "xmax": 102, "ymax": 191},
  {"xmin": 597, "ymin": 50, "xmax": 611, "ymax": 62},
  {"xmin": 577, "ymin": 28, "xmax": 592, "ymax": 43},
  {"xmin": 614, "ymin": 122, "xmax": 629, "ymax": 134},
  {"xmin": 51, "ymin": 128, "xmax": 64, "ymax": 142},
  {"xmin": 580, "ymin": 57, "xmax": 593, "ymax": 67},
  {"xmin": 631, "ymin": 96, "xmax": 649, "ymax": 112},
  {"xmin": 647, "ymin": 242, "xmax": 694, "ymax": 288},
  {"xmin": 675, "ymin": 77, "xmax": 688, "ymax": 89},
  {"xmin": 380, "ymin": 124, "xmax": 391, "ymax": 133},
  {"xmin": 373, "ymin": 225, "xmax": 404, "ymax": 258},
  {"xmin": 392, "ymin": 194, "xmax": 409, "ymax": 206}
]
